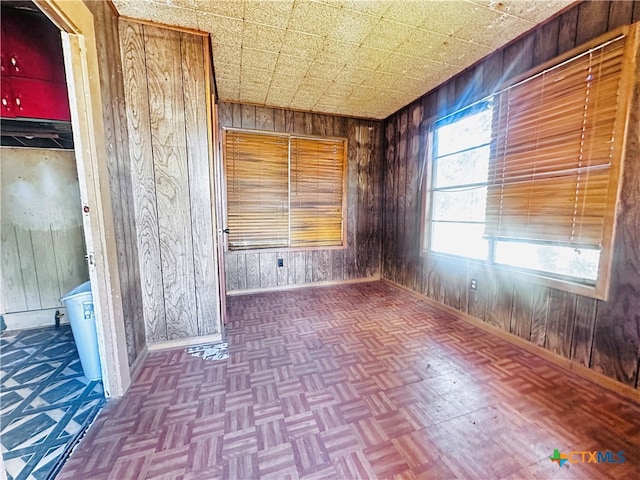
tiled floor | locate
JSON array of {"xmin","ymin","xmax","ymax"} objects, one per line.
[
  {"xmin": 1, "ymin": 326, "xmax": 105, "ymax": 480},
  {"xmin": 58, "ymin": 282, "xmax": 639, "ymax": 479}
]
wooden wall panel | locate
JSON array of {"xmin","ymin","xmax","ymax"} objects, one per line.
[
  {"xmin": 219, "ymin": 102, "xmax": 382, "ymax": 292},
  {"xmin": 120, "ymin": 19, "xmax": 222, "ymax": 344},
  {"xmin": 181, "ymin": 33, "xmax": 219, "ymax": 336},
  {"xmin": 120, "ymin": 19, "xmax": 166, "ymax": 345},
  {"xmin": 381, "ymin": 1, "xmax": 640, "ymax": 389}
]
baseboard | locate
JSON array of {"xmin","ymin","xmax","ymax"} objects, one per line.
[
  {"xmin": 2, "ymin": 308, "xmax": 69, "ymax": 331},
  {"xmin": 381, "ymin": 279, "xmax": 640, "ymax": 404},
  {"xmin": 147, "ymin": 333, "xmax": 224, "ymax": 351},
  {"xmin": 226, "ymin": 276, "xmax": 380, "ymax": 296},
  {"xmin": 128, "ymin": 345, "xmax": 149, "ymax": 383}
]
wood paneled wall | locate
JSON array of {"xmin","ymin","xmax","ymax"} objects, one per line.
[
  {"xmin": 86, "ymin": 1, "xmax": 146, "ymax": 367},
  {"xmin": 382, "ymin": 1, "xmax": 640, "ymax": 390},
  {"xmin": 218, "ymin": 102, "xmax": 382, "ymax": 293},
  {"xmin": 1, "ymin": 148, "xmax": 87, "ymax": 319},
  {"xmin": 119, "ymin": 19, "xmax": 222, "ymax": 344}
]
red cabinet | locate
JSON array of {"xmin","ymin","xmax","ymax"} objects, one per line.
[{"xmin": 1, "ymin": 7, "xmax": 70, "ymax": 121}]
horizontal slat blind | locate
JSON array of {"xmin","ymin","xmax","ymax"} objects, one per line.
[
  {"xmin": 225, "ymin": 130, "xmax": 289, "ymax": 249},
  {"xmin": 485, "ymin": 35, "xmax": 627, "ymax": 246},
  {"xmin": 290, "ymin": 137, "xmax": 345, "ymax": 247}
]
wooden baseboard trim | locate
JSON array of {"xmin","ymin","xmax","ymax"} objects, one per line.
[
  {"xmin": 226, "ymin": 276, "xmax": 380, "ymax": 296},
  {"xmin": 128, "ymin": 345, "xmax": 149, "ymax": 383},
  {"xmin": 147, "ymin": 333, "xmax": 224, "ymax": 351},
  {"xmin": 382, "ymin": 279, "xmax": 640, "ymax": 404}
]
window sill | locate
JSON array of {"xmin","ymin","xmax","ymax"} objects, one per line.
[{"xmin": 226, "ymin": 244, "xmax": 348, "ymax": 255}]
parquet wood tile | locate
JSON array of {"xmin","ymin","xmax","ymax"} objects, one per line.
[{"xmin": 58, "ymin": 282, "xmax": 640, "ymax": 479}]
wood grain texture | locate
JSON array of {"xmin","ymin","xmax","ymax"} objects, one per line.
[
  {"xmin": 557, "ymin": 6, "xmax": 578, "ymax": 53},
  {"xmin": 405, "ymin": 104, "xmax": 422, "ymax": 291},
  {"xmin": 120, "ymin": 19, "xmax": 166, "ymax": 343},
  {"xmin": 381, "ymin": 1, "xmax": 640, "ymax": 391},
  {"xmin": 533, "ymin": 18, "xmax": 559, "ymax": 66},
  {"xmin": 15, "ymin": 228, "xmax": 41, "ymax": 310},
  {"xmin": 259, "ymin": 252, "xmax": 277, "ymax": 288},
  {"xmin": 32, "ymin": 229, "xmax": 62, "ymax": 309},
  {"xmin": 575, "ymin": 0, "xmax": 610, "ymax": 45},
  {"xmin": 608, "ymin": 1, "xmax": 634, "ymax": 30},
  {"xmin": 144, "ymin": 26, "xmax": 198, "ymax": 340},
  {"xmin": 120, "ymin": 20, "xmax": 222, "ymax": 344},
  {"xmin": 246, "ymin": 253, "xmax": 260, "ymax": 289},
  {"xmin": 590, "ymin": 38, "xmax": 640, "ymax": 387},
  {"xmin": 571, "ymin": 295, "xmax": 597, "ymax": 368},
  {"xmin": 1, "ymin": 224, "xmax": 26, "ymax": 312},
  {"xmin": 544, "ymin": 290, "xmax": 576, "ymax": 358},
  {"xmin": 181, "ymin": 33, "xmax": 219, "ymax": 336}
]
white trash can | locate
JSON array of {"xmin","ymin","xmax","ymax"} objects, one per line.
[{"xmin": 61, "ymin": 281, "xmax": 102, "ymax": 381}]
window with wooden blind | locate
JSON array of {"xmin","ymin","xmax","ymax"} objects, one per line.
[
  {"xmin": 425, "ymin": 24, "xmax": 637, "ymax": 300},
  {"xmin": 224, "ymin": 129, "xmax": 347, "ymax": 251}
]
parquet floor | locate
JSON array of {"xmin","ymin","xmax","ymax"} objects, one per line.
[{"xmin": 57, "ymin": 282, "xmax": 640, "ymax": 479}]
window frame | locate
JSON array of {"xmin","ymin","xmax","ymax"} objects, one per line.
[
  {"xmin": 222, "ymin": 127, "xmax": 349, "ymax": 253},
  {"xmin": 420, "ymin": 24, "xmax": 638, "ymax": 301}
]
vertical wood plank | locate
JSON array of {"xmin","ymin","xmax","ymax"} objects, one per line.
[
  {"xmin": 181, "ymin": 33, "xmax": 219, "ymax": 335},
  {"xmin": 405, "ymin": 104, "xmax": 422, "ymax": 290},
  {"xmin": 382, "ymin": 120, "xmax": 396, "ymax": 281},
  {"xmin": 467, "ymin": 266, "xmax": 487, "ymax": 320},
  {"xmin": 245, "ymin": 253, "xmax": 260, "ymax": 289},
  {"xmin": 607, "ymin": 1, "xmax": 633, "ymax": 30},
  {"xmin": 533, "ymin": 18, "xmax": 559, "ymax": 66},
  {"xmin": 312, "ymin": 250, "xmax": 331, "ymax": 282},
  {"xmin": 305, "ymin": 251, "xmax": 314, "ymax": 283},
  {"xmin": 285, "ymin": 109, "xmax": 295, "ymax": 133},
  {"xmin": 511, "ymin": 283, "xmax": 533, "ymax": 341},
  {"xmin": 32, "ymin": 228, "xmax": 63, "ymax": 309},
  {"xmin": 544, "ymin": 290, "xmax": 577, "ymax": 358},
  {"xmin": 255, "ymin": 106, "xmax": 274, "ymax": 131},
  {"xmin": 355, "ymin": 123, "xmax": 370, "ymax": 279},
  {"xmin": 529, "ymin": 286, "xmax": 550, "ymax": 348},
  {"xmin": 274, "ymin": 108, "xmax": 286, "ymax": 131},
  {"xmin": 333, "ymin": 115, "xmax": 347, "ymax": 137},
  {"xmin": 237, "ymin": 253, "xmax": 247, "ymax": 290},
  {"xmin": 396, "ymin": 112, "xmax": 408, "ymax": 286},
  {"xmin": 332, "ymin": 249, "xmax": 344, "ymax": 281},
  {"xmin": 484, "ymin": 272, "xmax": 513, "ymax": 332},
  {"xmin": 259, "ymin": 252, "xmax": 277, "ymax": 287},
  {"xmin": 344, "ymin": 118, "xmax": 358, "ymax": 279},
  {"xmin": 502, "ymin": 34, "xmax": 534, "ymax": 82},
  {"xmin": 225, "ymin": 253, "xmax": 238, "ymax": 291},
  {"xmin": 557, "ymin": 7, "xmax": 579, "ymax": 54},
  {"xmin": 144, "ymin": 25, "xmax": 197, "ymax": 340},
  {"xmin": 482, "ymin": 51, "xmax": 504, "ymax": 96},
  {"xmin": 293, "ymin": 251, "xmax": 306, "ymax": 284},
  {"xmin": 218, "ymin": 101, "xmax": 233, "ymax": 128},
  {"xmin": 14, "ymin": 228, "xmax": 41, "ymax": 310},
  {"xmin": 120, "ymin": 19, "xmax": 166, "ymax": 342},
  {"xmin": 51, "ymin": 226, "xmax": 88, "ymax": 301},
  {"xmin": 571, "ymin": 295, "xmax": 598, "ymax": 367},
  {"xmin": 576, "ymin": 1, "xmax": 610, "ymax": 45},
  {"xmin": 232, "ymin": 103, "xmax": 242, "ymax": 128},
  {"xmin": 293, "ymin": 111, "xmax": 306, "ymax": 135},
  {"xmin": 1, "ymin": 224, "xmax": 28, "ymax": 312},
  {"xmin": 241, "ymin": 104, "xmax": 256, "ymax": 129}
]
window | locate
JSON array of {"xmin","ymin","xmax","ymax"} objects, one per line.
[
  {"xmin": 425, "ymin": 26, "xmax": 636, "ymax": 299},
  {"xmin": 224, "ymin": 129, "xmax": 346, "ymax": 250}
]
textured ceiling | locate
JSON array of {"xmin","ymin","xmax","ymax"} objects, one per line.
[{"xmin": 112, "ymin": 0, "xmax": 574, "ymax": 119}]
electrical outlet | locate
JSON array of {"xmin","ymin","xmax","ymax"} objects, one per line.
[
  {"xmin": 470, "ymin": 278, "xmax": 478, "ymax": 290},
  {"xmin": 277, "ymin": 258, "xmax": 284, "ymax": 267}
]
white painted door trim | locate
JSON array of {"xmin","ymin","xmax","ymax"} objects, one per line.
[{"xmin": 34, "ymin": 0, "xmax": 131, "ymax": 397}]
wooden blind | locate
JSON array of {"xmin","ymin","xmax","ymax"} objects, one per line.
[
  {"xmin": 290, "ymin": 137, "xmax": 345, "ymax": 247},
  {"xmin": 224, "ymin": 130, "xmax": 346, "ymax": 250},
  {"xmin": 225, "ymin": 130, "xmax": 289, "ymax": 249},
  {"xmin": 485, "ymin": 34, "xmax": 628, "ymax": 246}
]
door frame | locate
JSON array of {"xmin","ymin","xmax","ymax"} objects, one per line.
[{"xmin": 34, "ymin": 0, "xmax": 130, "ymax": 397}]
